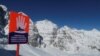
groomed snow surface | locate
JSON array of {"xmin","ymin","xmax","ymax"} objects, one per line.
[{"xmin": 0, "ymin": 44, "xmax": 99, "ymax": 56}]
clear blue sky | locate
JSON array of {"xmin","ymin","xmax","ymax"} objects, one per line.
[{"xmin": 0, "ymin": 0, "xmax": 100, "ymax": 30}]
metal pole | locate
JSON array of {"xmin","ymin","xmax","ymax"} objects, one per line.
[{"xmin": 16, "ymin": 44, "xmax": 20, "ymax": 56}]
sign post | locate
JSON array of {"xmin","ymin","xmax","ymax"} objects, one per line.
[
  {"xmin": 9, "ymin": 11, "xmax": 29, "ymax": 56},
  {"xmin": 16, "ymin": 44, "xmax": 20, "ymax": 56}
]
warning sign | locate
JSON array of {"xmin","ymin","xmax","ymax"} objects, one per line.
[{"xmin": 9, "ymin": 11, "xmax": 29, "ymax": 44}]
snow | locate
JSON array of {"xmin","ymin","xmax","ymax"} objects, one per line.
[
  {"xmin": 2, "ymin": 9, "xmax": 100, "ymax": 56},
  {"xmin": 3, "ymin": 44, "xmax": 55, "ymax": 56},
  {"xmin": 54, "ymin": 26, "xmax": 100, "ymax": 53},
  {"xmin": 0, "ymin": 44, "xmax": 99, "ymax": 56},
  {"xmin": 36, "ymin": 19, "xmax": 58, "ymax": 45},
  {"xmin": 3, "ymin": 19, "xmax": 100, "ymax": 56},
  {"xmin": 0, "ymin": 5, "xmax": 7, "ymax": 11}
]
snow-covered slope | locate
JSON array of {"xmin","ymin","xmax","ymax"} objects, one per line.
[
  {"xmin": 3, "ymin": 19, "xmax": 100, "ymax": 56},
  {"xmin": 54, "ymin": 26, "xmax": 100, "ymax": 53},
  {"xmin": 2, "ymin": 44, "xmax": 100, "ymax": 56}
]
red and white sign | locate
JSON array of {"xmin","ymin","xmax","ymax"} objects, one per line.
[{"xmin": 9, "ymin": 11, "xmax": 29, "ymax": 44}]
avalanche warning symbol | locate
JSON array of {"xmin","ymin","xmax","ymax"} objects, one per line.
[{"xmin": 9, "ymin": 11, "xmax": 29, "ymax": 44}]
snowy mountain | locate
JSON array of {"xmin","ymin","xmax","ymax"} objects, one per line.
[
  {"xmin": 2, "ymin": 19, "xmax": 100, "ymax": 56},
  {"xmin": 34, "ymin": 20, "xmax": 100, "ymax": 53},
  {"xmin": 0, "ymin": 5, "xmax": 8, "ymax": 49},
  {"xmin": 36, "ymin": 19, "xmax": 58, "ymax": 45},
  {"xmin": 0, "ymin": 4, "xmax": 100, "ymax": 56},
  {"xmin": 54, "ymin": 26, "xmax": 100, "ymax": 53}
]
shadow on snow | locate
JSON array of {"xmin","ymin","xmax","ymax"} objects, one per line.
[{"xmin": 0, "ymin": 48, "xmax": 21, "ymax": 56}]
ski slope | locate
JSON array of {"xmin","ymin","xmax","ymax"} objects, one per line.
[
  {"xmin": 4, "ymin": 44, "xmax": 54, "ymax": 56},
  {"xmin": 20, "ymin": 44, "xmax": 53, "ymax": 56},
  {"xmin": 0, "ymin": 44, "xmax": 99, "ymax": 56}
]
